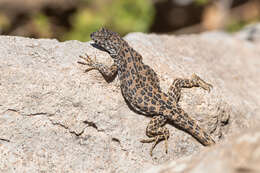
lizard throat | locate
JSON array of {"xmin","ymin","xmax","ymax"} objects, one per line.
[{"xmin": 109, "ymin": 43, "xmax": 122, "ymax": 59}]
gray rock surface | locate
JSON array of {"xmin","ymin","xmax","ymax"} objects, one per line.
[
  {"xmin": 234, "ymin": 23, "xmax": 260, "ymax": 44},
  {"xmin": 145, "ymin": 126, "xmax": 260, "ymax": 173},
  {"xmin": 0, "ymin": 28, "xmax": 259, "ymax": 172}
]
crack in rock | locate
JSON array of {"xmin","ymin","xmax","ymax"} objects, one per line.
[
  {"xmin": 4, "ymin": 108, "xmax": 54, "ymax": 117},
  {"xmin": 83, "ymin": 120, "xmax": 104, "ymax": 132},
  {"xmin": 0, "ymin": 138, "xmax": 10, "ymax": 142},
  {"xmin": 112, "ymin": 137, "xmax": 121, "ymax": 144},
  {"xmin": 26, "ymin": 112, "xmax": 48, "ymax": 116},
  {"xmin": 4, "ymin": 108, "xmax": 20, "ymax": 114},
  {"xmin": 50, "ymin": 119, "xmax": 86, "ymax": 137},
  {"xmin": 111, "ymin": 137, "xmax": 127, "ymax": 151}
]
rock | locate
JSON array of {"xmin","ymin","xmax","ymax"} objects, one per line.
[
  {"xmin": 234, "ymin": 23, "xmax": 260, "ymax": 44},
  {"xmin": 145, "ymin": 127, "xmax": 260, "ymax": 173},
  {"xmin": 0, "ymin": 27, "xmax": 260, "ymax": 172}
]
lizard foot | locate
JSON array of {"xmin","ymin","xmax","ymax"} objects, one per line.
[
  {"xmin": 192, "ymin": 73, "xmax": 213, "ymax": 92},
  {"xmin": 140, "ymin": 133, "xmax": 168, "ymax": 156},
  {"xmin": 78, "ymin": 54, "xmax": 98, "ymax": 72}
]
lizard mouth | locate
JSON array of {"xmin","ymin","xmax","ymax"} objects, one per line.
[
  {"xmin": 91, "ymin": 41, "xmax": 109, "ymax": 53},
  {"xmin": 90, "ymin": 36, "xmax": 98, "ymax": 44},
  {"xmin": 90, "ymin": 36, "xmax": 103, "ymax": 48}
]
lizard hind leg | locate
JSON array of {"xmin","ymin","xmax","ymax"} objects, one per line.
[
  {"xmin": 140, "ymin": 115, "xmax": 169, "ymax": 156},
  {"xmin": 167, "ymin": 73, "xmax": 213, "ymax": 102}
]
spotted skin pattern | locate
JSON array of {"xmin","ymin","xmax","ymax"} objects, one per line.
[{"xmin": 79, "ymin": 28, "xmax": 215, "ymax": 156}]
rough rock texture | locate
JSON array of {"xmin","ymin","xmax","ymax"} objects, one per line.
[
  {"xmin": 145, "ymin": 126, "xmax": 260, "ymax": 173},
  {"xmin": 234, "ymin": 23, "xmax": 260, "ymax": 44},
  {"xmin": 0, "ymin": 27, "xmax": 259, "ymax": 172}
]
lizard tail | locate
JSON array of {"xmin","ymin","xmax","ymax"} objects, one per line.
[{"xmin": 171, "ymin": 111, "xmax": 215, "ymax": 146}]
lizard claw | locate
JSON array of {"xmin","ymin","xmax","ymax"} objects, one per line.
[
  {"xmin": 140, "ymin": 138, "xmax": 156, "ymax": 156},
  {"xmin": 192, "ymin": 73, "xmax": 213, "ymax": 92},
  {"xmin": 140, "ymin": 135, "xmax": 168, "ymax": 156},
  {"xmin": 78, "ymin": 54, "xmax": 97, "ymax": 72},
  {"xmin": 198, "ymin": 80, "xmax": 213, "ymax": 92}
]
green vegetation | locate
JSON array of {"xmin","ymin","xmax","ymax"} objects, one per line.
[
  {"xmin": 226, "ymin": 18, "xmax": 260, "ymax": 33},
  {"xmin": 194, "ymin": 0, "xmax": 210, "ymax": 6},
  {"xmin": 32, "ymin": 13, "xmax": 52, "ymax": 38},
  {"xmin": 0, "ymin": 13, "xmax": 10, "ymax": 31},
  {"xmin": 63, "ymin": 0, "xmax": 155, "ymax": 41}
]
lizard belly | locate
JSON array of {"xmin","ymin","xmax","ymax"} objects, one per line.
[
  {"xmin": 118, "ymin": 67, "xmax": 161, "ymax": 114},
  {"xmin": 121, "ymin": 84, "xmax": 162, "ymax": 115},
  {"xmin": 119, "ymin": 82, "xmax": 147, "ymax": 114}
]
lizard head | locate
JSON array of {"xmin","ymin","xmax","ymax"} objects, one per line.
[{"xmin": 90, "ymin": 27, "xmax": 123, "ymax": 58}]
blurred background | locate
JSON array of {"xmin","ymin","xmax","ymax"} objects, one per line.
[{"xmin": 0, "ymin": 0, "xmax": 259, "ymax": 41}]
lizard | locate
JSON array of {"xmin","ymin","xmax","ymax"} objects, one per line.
[{"xmin": 78, "ymin": 27, "xmax": 215, "ymax": 156}]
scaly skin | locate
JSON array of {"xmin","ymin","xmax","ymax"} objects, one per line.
[{"xmin": 78, "ymin": 27, "xmax": 215, "ymax": 156}]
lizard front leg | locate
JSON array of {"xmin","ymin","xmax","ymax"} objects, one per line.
[
  {"xmin": 140, "ymin": 115, "xmax": 169, "ymax": 156},
  {"xmin": 78, "ymin": 54, "xmax": 118, "ymax": 81}
]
